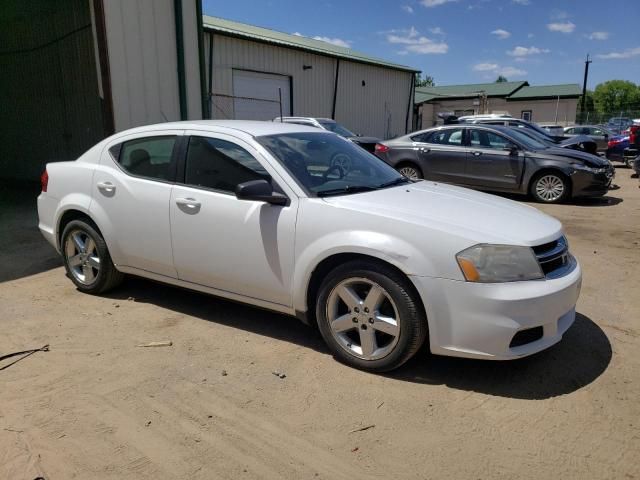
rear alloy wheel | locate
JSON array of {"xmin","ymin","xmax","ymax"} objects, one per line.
[
  {"xmin": 61, "ymin": 219, "xmax": 124, "ymax": 294},
  {"xmin": 316, "ymin": 260, "xmax": 427, "ymax": 372},
  {"xmin": 531, "ymin": 172, "xmax": 569, "ymax": 203},
  {"xmin": 397, "ymin": 165, "xmax": 422, "ymax": 180}
]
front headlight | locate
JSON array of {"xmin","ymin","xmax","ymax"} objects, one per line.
[
  {"xmin": 456, "ymin": 244, "xmax": 544, "ymax": 283},
  {"xmin": 571, "ymin": 163, "xmax": 606, "ymax": 174}
]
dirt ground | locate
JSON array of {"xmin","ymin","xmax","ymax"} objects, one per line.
[{"xmin": 1, "ymin": 169, "xmax": 639, "ymax": 480}]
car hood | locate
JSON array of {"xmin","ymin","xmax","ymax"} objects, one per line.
[
  {"xmin": 537, "ymin": 146, "xmax": 610, "ymax": 167},
  {"xmin": 323, "ymin": 181, "xmax": 562, "ymax": 246},
  {"xmin": 559, "ymin": 135, "xmax": 597, "ymax": 148},
  {"xmin": 347, "ymin": 136, "xmax": 381, "ymax": 144}
]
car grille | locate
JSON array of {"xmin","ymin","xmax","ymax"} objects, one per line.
[{"xmin": 532, "ymin": 236, "xmax": 571, "ymax": 278}]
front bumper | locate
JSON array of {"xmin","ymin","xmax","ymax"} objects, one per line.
[
  {"xmin": 571, "ymin": 167, "xmax": 614, "ymax": 198},
  {"xmin": 410, "ymin": 259, "xmax": 582, "ymax": 360}
]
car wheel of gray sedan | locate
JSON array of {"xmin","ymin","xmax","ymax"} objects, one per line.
[
  {"xmin": 316, "ymin": 260, "xmax": 428, "ymax": 372},
  {"xmin": 61, "ymin": 219, "xmax": 124, "ymax": 294},
  {"xmin": 530, "ymin": 172, "xmax": 570, "ymax": 204},
  {"xmin": 397, "ymin": 164, "xmax": 422, "ymax": 180}
]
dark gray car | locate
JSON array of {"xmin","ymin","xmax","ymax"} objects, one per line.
[{"xmin": 374, "ymin": 125, "xmax": 614, "ymax": 203}]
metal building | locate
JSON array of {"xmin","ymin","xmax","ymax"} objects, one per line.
[
  {"xmin": 1, "ymin": 0, "xmax": 205, "ymax": 181},
  {"xmin": 202, "ymin": 16, "xmax": 418, "ymax": 140}
]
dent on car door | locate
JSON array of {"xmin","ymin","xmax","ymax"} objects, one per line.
[
  {"xmin": 90, "ymin": 130, "xmax": 183, "ymax": 277},
  {"xmin": 419, "ymin": 128, "xmax": 468, "ymax": 183},
  {"xmin": 169, "ymin": 132, "xmax": 297, "ymax": 307},
  {"xmin": 466, "ymin": 129, "xmax": 524, "ymax": 189}
]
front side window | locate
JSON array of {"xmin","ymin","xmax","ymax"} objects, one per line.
[
  {"xmin": 113, "ymin": 136, "xmax": 176, "ymax": 181},
  {"xmin": 428, "ymin": 128, "xmax": 464, "ymax": 146},
  {"xmin": 565, "ymin": 127, "xmax": 575, "ymax": 134},
  {"xmin": 469, "ymin": 130, "xmax": 513, "ymax": 150},
  {"xmin": 184, "ymin": 136, "xmax": 270, "ymax": 193},
  {"xmin": 256, "ymin": 132, "xmax": 405, "ymax": 196}
]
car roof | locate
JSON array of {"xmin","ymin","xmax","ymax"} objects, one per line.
[
  {"xmin": 276, "ymin": 116, "xmax": 335, "ymax": 122},
  {"xmin": 114, "ymin": 120, "xmax": 324, "ymax": 137}
]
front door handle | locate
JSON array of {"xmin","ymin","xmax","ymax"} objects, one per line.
[
  {"xmin": 175, "ymin": 197, "xmax": 201, "ymax": 209},
  {"xmin": 96, "ymin": 181, "xmax": 116, "ymax": 194},
  {"xmin": 471, "ymin": 151, "xmax": 483, "ymax": 156},
  {"xmin": 419, "ymin": 147, "xmax": 430, "ymax": 153}
]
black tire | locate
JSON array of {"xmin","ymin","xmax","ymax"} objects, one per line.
[
  {"xmin": 315, "ymin": 260, "xmax": 428, "ymax": 372},
  {"xmin": 396, "ymin": 163, "xmax": 423, "ymax": 180},
  {"xmin": 61, "ymin": 219, "xmax": 124, "ymax": 294},
  {"xmin": 529, "ymin": 171, "xmax": 570, "ymax": 204}
]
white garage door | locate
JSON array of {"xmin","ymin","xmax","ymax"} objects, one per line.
[{"xmin": 232, "ymin": 70, "xmax": 292, "ymax": 120}]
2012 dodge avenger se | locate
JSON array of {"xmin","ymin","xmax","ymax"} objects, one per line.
[{"xmin": 38, "ymin": 121, "xmax": 581, "ymax": 371}]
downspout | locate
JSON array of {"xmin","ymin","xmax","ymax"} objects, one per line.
[
  {"xmin": 195, "ymin": 0, "xmax": 208, "ymax": 119},
  {"xmin": 173, "ymin": 0, "xmax": 188, "ymax": 120},
  {"xmin": 92, "ymin": 0, "xmax": 115, "ymax": 134},
  {"xmin": 331, "ymin": 58, "xmax": 340, "ymax": 119},
  {"xmin": 207, "ymin": 32, "xmax": 213, "ymax": 118},
  {"xmin": 405, "ymin": 72, "xmax": 415, "ymax": 134}
]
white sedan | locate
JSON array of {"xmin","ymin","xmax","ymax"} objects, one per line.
[{"xmin": 38, "ymin": 121, "xmax": 581, "ymax": 371}]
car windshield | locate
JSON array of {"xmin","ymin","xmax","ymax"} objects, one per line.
[
  {"xmin": 318, "ymin": 121, "xmax": 356, "ymax": 138},
  {"xmin": 256, "ymin": 132, "xmax": 407, "ymax": 197},
  {"xmin": 505, "ymin": 128, "xmax": 549, "ymax": 150}
]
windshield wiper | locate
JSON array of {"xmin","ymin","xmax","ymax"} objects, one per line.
[
  {"xmin": 377, "ymin": 177, "xmax": 411, "ymax": 189},
  {"xmin": 316, "ymin": 185, "xmax": 379, "ymax": 197}
]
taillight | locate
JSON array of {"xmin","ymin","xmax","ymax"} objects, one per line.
[
  {"xmin": 375, "ymin": 143, "xmax": 390, "ymax": 154},
  {"xmin": 40, "ymin": 169, "xmax": 48, "ymax": 192},
  {"xmin": 630, "ymin": 126, "xmax": 639, "ymax": 144}
]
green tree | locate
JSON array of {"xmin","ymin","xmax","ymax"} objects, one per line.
[
  {"xmin": 415, "ymin": 73, "xmax": 435, "ymax": 87},
  {"xmin": 495, "ymin": 75, "xmax": 508, "ymax": 83},
  {"xmin": 592, "ymin": 80, "xmax": 640, "ymax": 114}
]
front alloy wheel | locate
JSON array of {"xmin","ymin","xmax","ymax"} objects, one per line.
[
  {"xmin": 316, "ymin": 260, "xmax": 427, "ymax": 372},
  {"xmin": 531, "ymin": 173, "xmax": 569, "ymax": 203}
]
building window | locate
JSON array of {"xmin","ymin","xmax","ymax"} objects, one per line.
[{"xmin": 521, "ymin": 110, "xmax": 533, "ymax": 122}]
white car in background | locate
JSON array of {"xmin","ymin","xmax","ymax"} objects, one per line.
[{"xmin": 38, "ymin": 121, "xmax": 581, "ymax": 372}]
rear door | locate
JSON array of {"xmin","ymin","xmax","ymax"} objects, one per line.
[
  {"xmin": 417, "ymin": 127, "xmax": 469, "ymax": 184},
  {"xmin": 465, "ymin": 128, "xmax": 524, "ymax": 189},
  {"xmin": 91, "ymin": 131, "xmax": 183, "ymax": 277}
]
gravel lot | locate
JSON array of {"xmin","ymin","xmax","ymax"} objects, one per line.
[{"xmin": 1, "ymin": 169, "xmax": 639, "ymax": 479}]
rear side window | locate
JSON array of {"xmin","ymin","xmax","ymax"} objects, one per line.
[
  {"xmin": 184, "ymin": 136, "xmax": 270, "ymax": 193},
  {"xmin": 111, "ymin": 136, "xmax": 177, "ymax": 181},
  {"xmin": 428, "ymin": 128, "xmax": 464, "ymax": 146}
]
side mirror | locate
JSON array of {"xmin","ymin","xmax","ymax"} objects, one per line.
[
  {"xmin": 235, "ymin": 179, "xmax": 288, "ymax": 206},
  {"xmin": 507, "ymin": 145, "xmax": 519, "ymax": 155}
]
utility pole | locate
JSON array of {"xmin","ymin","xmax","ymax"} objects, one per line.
[{"xmin": 580, "ymin": 54, "xmax": 592, "ymax": 122}]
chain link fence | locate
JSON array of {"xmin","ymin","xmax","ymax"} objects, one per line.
[{"xmin": 576, "ymin": 110, "xmax": 640, "ymax": 128}]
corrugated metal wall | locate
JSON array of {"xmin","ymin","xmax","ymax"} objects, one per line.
[
  {"xmin": 102, "ymin": 0, "xmax": 203, "ymax": 132},
  {"xmin": 204, "ymin": 32, "xmax": 413, "ymax": 139},
  {"xmin": 335, "ymin": 61, "xmax": 413, "ymax": 139},
  {"xmin": 0, "ymin": 0, "xmax": 105, "ymax": 181}
]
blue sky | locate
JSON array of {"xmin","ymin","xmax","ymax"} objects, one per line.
[{"xmin": 202, "ymin": 0, "xmax": 639, "ymax": 89}]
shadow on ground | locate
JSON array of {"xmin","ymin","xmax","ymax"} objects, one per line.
[
  {"xmin": 109, "ymin": 277, "xmax": 611, "ymax": 400},
  {"xmin": 0, "ymin": 181, "xmax": 62, "ymax": 283}
]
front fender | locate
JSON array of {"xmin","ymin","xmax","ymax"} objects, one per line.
[{"xmin": 292, "ymin": 229, "xmax": 437, "ymax": 312}]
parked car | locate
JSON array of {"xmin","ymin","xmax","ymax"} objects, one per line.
[
  {"xmin": 605, "ymin": 135, "xmax": 631, "ymax": 164},
  {"xmin": 375, "ymin": 124, "xmax": 614, "ymax": 203},
  {"xmin": 539, "ymin": 124, "xmax": 565, "ymax": 137},
  {"xmin": 274, "ymin": 116, "xmax": 381, "ymax": 153},
  {"xmin": 38, "ymin": 120, "xmax": 582, "ymax": 372},
  {"xmin": 507, "ymin": 125, "xmax": 600, "ymax": 155},
  {"xmin": 459, "ymin": 117, "xmax": 598, "ymax": 154},
  {"xmin": 563, "ymin": 125, "xmax": 615, "ymax": 152},
  {"xmin": 607, "ymin": 117, "xmax": 633, "ymax": 135}
]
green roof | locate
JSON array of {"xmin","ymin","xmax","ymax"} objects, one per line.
[
  {"xmin": 415, "ymin": 81, "xmax": 527, "ymax": 103},
  {"xmin": 507, "ymin": 84, "xmax": 582, "ymax": 100},
  {"xmin": 202, "ymin": 15, "xmax": 419, "ymax": 73}
]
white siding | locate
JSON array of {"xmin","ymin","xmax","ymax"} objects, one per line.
[
  {"xmin": 103, "ymin": 0, "xmax": 202, "ymax": 132},
  {"xmin": 205, "ymin": 33, "xmax": 413, "ymax": 139}
]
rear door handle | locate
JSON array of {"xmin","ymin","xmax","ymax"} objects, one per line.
[
  {"xmin": 471, "ymin": 151, "xmax": 483, "ymax": 156},
  {"xmin": 96, "ymin": 181, "xmax": 116, "ymax": 193},
  {"xmin": 175, "ymin": 197, "xmax": 201, "ymax": 209}
]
